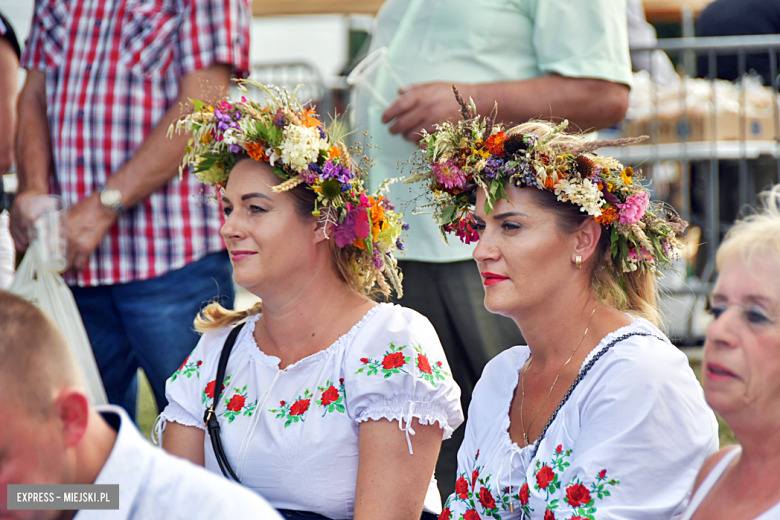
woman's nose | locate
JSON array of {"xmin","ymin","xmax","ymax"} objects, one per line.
[
  {"xmin": 704, "ymin": 306, "xmax": 739, "ymax": 351},
  {"xmin": 220, "ymin": 213, "xmax": 243, "ymax": 241},
  {"xmin": 473, "ymin": 234, "xmax": 499, "ymax": 263}
]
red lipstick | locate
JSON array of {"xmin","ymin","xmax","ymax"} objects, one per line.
[{"xmin": 480, "ymin": 271, "xmax": 509, "ymax": 286}]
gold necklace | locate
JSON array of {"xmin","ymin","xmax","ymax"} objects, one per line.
[{"xmin": 519, "ymin": 304, "xmax": 597, "ymax": 446}]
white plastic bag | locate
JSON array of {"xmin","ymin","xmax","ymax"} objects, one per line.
[{"xmin": 10, "ymin": 241, "xmax": 108, "ymax": 405}]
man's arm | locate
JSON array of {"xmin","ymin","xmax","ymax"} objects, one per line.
[
  {"xmin": 10, "ymin": 69, "xmax": 53, "ymax": 250},
  {"xmin": 382, "ymin": 75, "xmax": 630, "ymax": 142},
  {"xmin": 64, "ymin": 63, "xmax": 231, "ymax": 271},
  {"xmin": 0, "ymin": 37, "xmax": 18, "ymax": 174}
]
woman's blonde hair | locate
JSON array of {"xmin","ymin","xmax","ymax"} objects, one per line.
[
  {"xmin": 508, "ymin": 120, "xmax": 662, "ymax": 327},
  {"xmin": 716, "ymin": 184, "xmax": 780, "ymax": 271},
  {"xmin": 194, "ymin": 158, "xmax": 385, "ymax": 332}
]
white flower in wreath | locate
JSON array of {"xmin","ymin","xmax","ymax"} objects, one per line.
[
  {"xmin": 554, "ymin": 178, "xmax": 603, "ymax": 217},
  {"xmin": 280, "ymin": 125, "xmax": 325, "ymax": 173}
]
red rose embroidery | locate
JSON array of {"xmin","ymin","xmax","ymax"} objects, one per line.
[
  {"xmin": 289, "ymin": 399, "xmax": 310, "ymax": 416},
  {"xmin": 339, "ymin": 378, "xmax": 344, "ymax": 384},
  {"xmin": 478, "ymin": 487, "xmax": 496, "ymax": 509},
  {"xmin": 565, "ymin": 483, "xmax": 592, "ymax": 507},
  {"xmin": 471, "ymin": 469, "xmax": 480, "ymax": 490},
  {"xmin": 438, "ymin": 508, "xmax": 451, "ymax": 520},
  {"xmin": 280, "ymin": 400, "xmax": 286, "ymax": 406},
  {"xmin": 227, "ymin": 394, "xmax": 246, "ymax": 412},
  {"xmin": 599, "ymin": 469, "xmax": 607, "ymax": 479},
  {"xmin": 518, "ymin": 483, "xmax": 530, "ymax": 505},
  {"xmin": 178, "ymin": 356, "xmax": 189, "ymax": 371},
  {"xmin": 360, "ymin": 358, "xmax": 369, "ymax": 363},
  {"xmin": 463, "ymin": 510, "xmax": 480, "ymax": 520},
  {"xmin": 436, "ymin": 361, "xmax": 443, "ymax": 367},
  {"xmin": 382, "ymin": 352, "xmax": 406, "ymax": 370},
  {"xmin": 320, "ymin": 385, "xmax": 339, "ymax": 406},
  {"xmin": 417, "ymin": 354, "xmax": 432, "ymax": 374},
  {"xmin": 536, "ymin": 465, "xmax": 555, "ymax": 489},
  {"xmin": 571, "ymin": 517, "xmax": 583, "ymax": 520},
  {"xmin": 204, "ymin": 380, "xmax": 225, "ymax": 399},
  {"xmin": 544, "ymin": 509, "xmax": 556, "ymax": 520},
  {"xmin": 555, "ymin": 444, "xmax": 563, "ymax": 454},
  {"xmin": 455, "ymin": 476, "xmax": 469, "ymax": 499},
  {"xmin": 197, "ymin": 360, "xmax": 203, "ymax": 367}
]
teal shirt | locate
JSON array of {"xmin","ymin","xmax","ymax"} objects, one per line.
[{"xmin": 354, "ymin": 0, "xmax": 633, "ymax": 262}]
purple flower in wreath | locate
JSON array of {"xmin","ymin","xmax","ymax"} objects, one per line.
[
  {"xmin": 333, "ymin": 204, "xmax": 371, "ymax": 248},
  {"xmin": 321, "ymin": 160, "xmax": 354, "ymax": 184},
  {"xmin": 372, "ymin": 246, "xmax": 384, "ymax": 270},
  {"xmin": 484, "ymin": 157, "xmax": 505, "ymax": 179}
]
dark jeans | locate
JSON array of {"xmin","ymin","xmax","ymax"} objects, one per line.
[
  {"xmin": 72, "ymin": 251, "xmax": 234, "ymax": 418},
  {"xmin": 394, "ymin": 260, "xmax": 524, "ymax": 499}
]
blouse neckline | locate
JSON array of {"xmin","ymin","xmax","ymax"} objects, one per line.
[
  {"xmin": 499, "ymin": 316, "xmax": 644, "ymax": 457},
  {"xmin": 242, "ymin": 302, "xmax": 389, "ymax": 370}
]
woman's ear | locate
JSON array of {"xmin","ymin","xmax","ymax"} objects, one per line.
[
  {"xmin": 312, "ymin": 209, "xmax": 335, "ymax": 245},
  {"xmin": 573, "ymin": 218, "xmax": 602, "ymax": 264}
]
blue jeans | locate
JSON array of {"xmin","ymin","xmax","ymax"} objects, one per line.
[{"xmin": 71, "ymin": 251, "xmax": 234, "ymax": 417}]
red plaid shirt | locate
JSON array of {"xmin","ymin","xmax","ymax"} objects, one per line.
[{"xmin": 22, "ymin": 0, "xmax": 251, "ymax": 287}]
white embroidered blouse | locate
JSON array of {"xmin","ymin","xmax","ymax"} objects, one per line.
[
  {"xmin": 441, "ymin": 318, "xmax": 719, "ymax": 520},
  {"xmin": 159, "ymin": 303, "xmax": 464, "ymax": 519}
]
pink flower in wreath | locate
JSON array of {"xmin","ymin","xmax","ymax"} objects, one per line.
[
  {"xmin": 618, "ymin": 191, "xmax": 649, "ymax": 225},
  {"xmin": 227, "ymin": 394, "xmax": 245, "ymax": 412},
  {"xmin": 382, "ymin": 352, "xmax": 405, "ymax": 370},
  {"xmin": 417, "ymin": 354, "xmax": 432, "ymax": 374},
  {"xmin": 320, "ymin": 386, "xmax": 339, "ymax": 406},
  {"xmin": 536, "ymin": 465, "xmax": 555, "ymax": 489},
  {"xmin": 433, "ymin": 159, "xmax": 467, "ymax": 190},
  {"xmin": 289, "ymin": 399, "xmax": 310, "ymax": 416}
]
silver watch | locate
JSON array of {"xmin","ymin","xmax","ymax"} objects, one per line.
[{"xmin": 98, "ymin": 185, "xmax": 125, "ymax": 213}]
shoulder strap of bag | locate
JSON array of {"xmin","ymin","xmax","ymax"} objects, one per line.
[{"xmin": 204, "ymin": 321, "xmax": 246, "ymax": 482}]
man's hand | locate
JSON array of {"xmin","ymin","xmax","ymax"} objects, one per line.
[
  {"xmin": 64, "ymin": 193, "xmax": 117, "ymax": 272},
  {"xmin": 9, "ymin": 188, "xmax": 48, "ymax": 251},
  {"xmin": 382, "ymin": 82, "xmax": 473, "ymax": 143}
]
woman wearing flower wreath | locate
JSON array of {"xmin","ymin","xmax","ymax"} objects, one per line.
[
  {"xmin": 156, "ymin": 83, "xmax": 464, "ymax": 520},
  {"xmin": 406, "ymin": 90, "xmax": 718, "ymax": 519}
]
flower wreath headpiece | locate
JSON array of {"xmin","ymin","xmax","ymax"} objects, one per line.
[
  {"xmin": 170, "ymin": 80, "xmax": 406, "ymax": 297},
  {"xmin": 404, "ymin": 87, "xmax": 687, "ymax": 275}
]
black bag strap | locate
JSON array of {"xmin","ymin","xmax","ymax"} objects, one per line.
[{"xmin": 204, "ymin": 322, "xmax": 246, "ymax": 482}]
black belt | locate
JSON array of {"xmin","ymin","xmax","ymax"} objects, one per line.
[{"xmin": 277, "ymin": 509, "xmax": 439, "ymax": 520}]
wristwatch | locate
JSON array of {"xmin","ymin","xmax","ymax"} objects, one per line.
[{"xmin": 98, "ymin": 184, "xmax": 125, "ymax": 213}]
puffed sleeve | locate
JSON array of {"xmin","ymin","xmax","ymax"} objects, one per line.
[
  {"xmin": 156, "ymin": 326, "xmax": 232, "ymax": 439},
  {"xmin": 527, "ymin": 335, "xmax": 719, "ymax": 519},
  {"xmin": 344, "ymin": 305, "xmax": 464, "ymax": 451}
]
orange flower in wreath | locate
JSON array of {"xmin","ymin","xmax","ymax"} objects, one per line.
[
  {"xmin": 484, "ymin": 131, "xmax": 507, "ymax": 156},
  {"xmin": 328, "ymin": 146, "xmax": 341, "ymax": 160},
  {"xmin": 594, "ymin": 205, "xmax": 619, "ymax": 225},
  {"xmin": 299, "ymin": 107, "xmax": 323, "ymax": 129},
  {"xmin": 245, "ymin": 141, "xmax": 268, "ymax": 162}
]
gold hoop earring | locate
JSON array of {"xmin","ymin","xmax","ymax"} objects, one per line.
[{"xmin": 575, "ymin": 255, "xmax": 582, "ymax": 269}]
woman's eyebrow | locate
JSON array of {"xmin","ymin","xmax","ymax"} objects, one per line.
[
  {"xmin": 241, "ymin": 193, "xmax": 271, "ymax": 201},
  {"xmin": 492, "ymin": 211, "xmax": 527, "ymax": 219}
]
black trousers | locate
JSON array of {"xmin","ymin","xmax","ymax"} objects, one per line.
[{"xmin": 393, "ymin": 260, "xmax": 524, "ymax": 499}]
